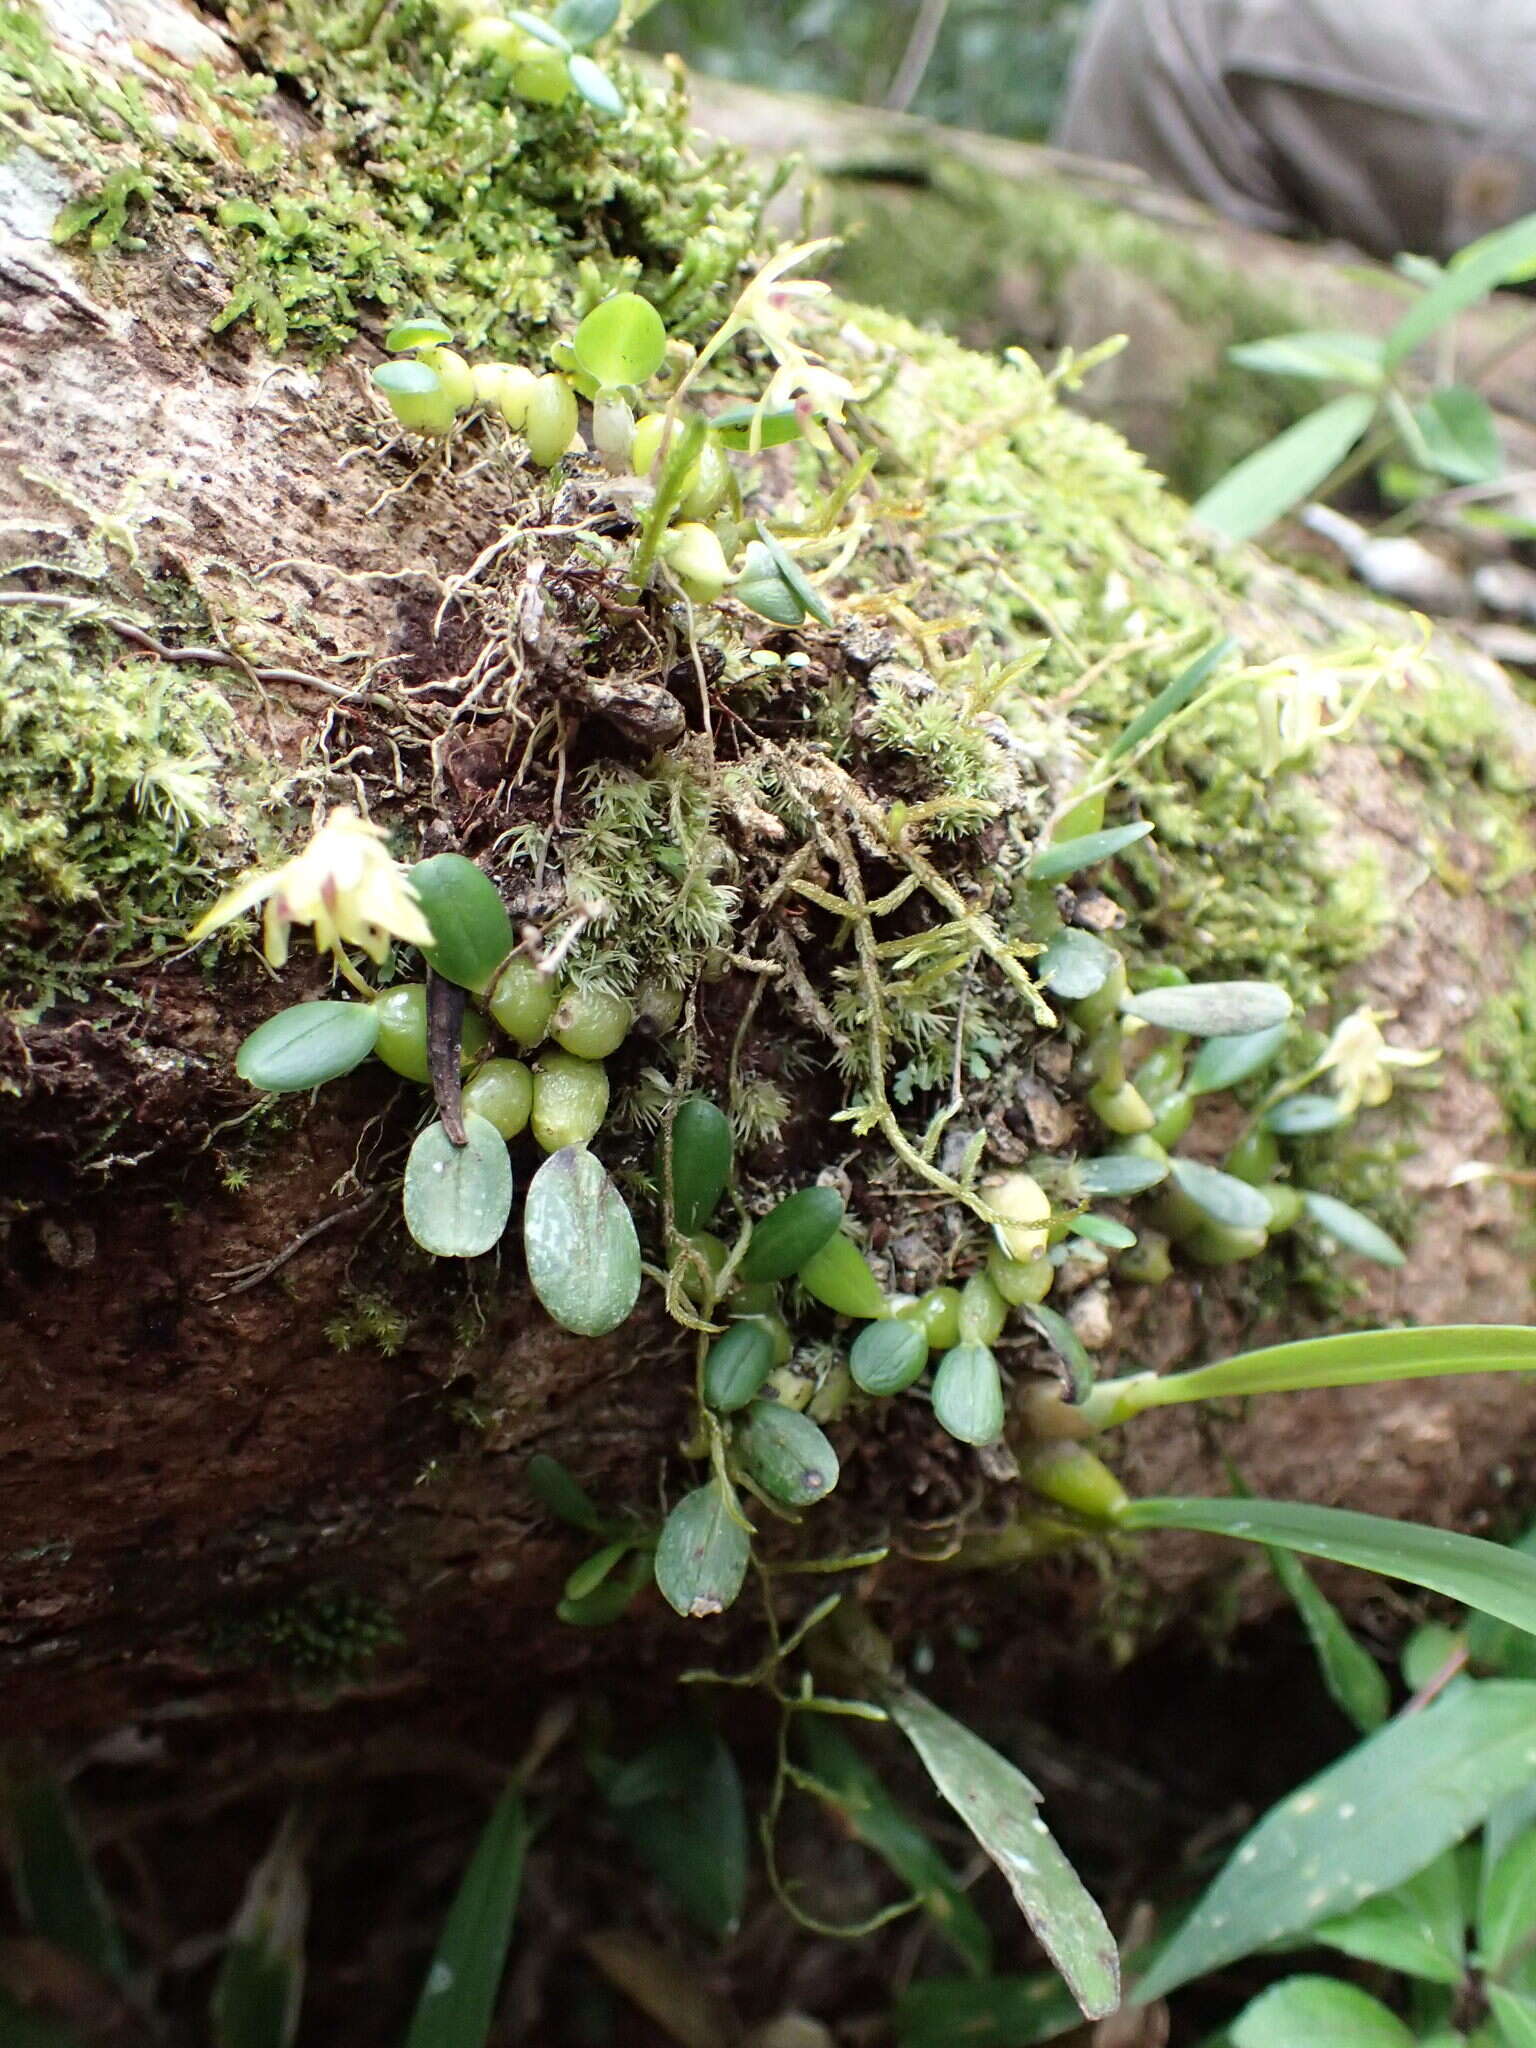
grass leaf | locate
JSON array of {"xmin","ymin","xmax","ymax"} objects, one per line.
[
  {"xmin": 1121, "ymin": 1498, "xmax": 1536, "ymax": 1637},
  {"xmin": 1133, "ymin": 1680, "xmax": 1536, "ymax": 2002},
  {"xmin": 403, "ymin": 1785, "xmax": 526, "ymax": 2048},
  {"xmin": 1192, "ymin": 392, "xmax": 1377, "ymax": 542},
  {"xmin": 3, "ymin": 1769, "xmax": 128, "ymax": 1984},
  {"xmin": 882, "ymin": 1685, "xmax": 1119, "ymax": 2022},
  {"xmin": 798, "ymin": 1718, "xmax": 992, "ymax": 1974}
]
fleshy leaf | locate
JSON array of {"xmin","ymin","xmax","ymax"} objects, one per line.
[
  {"xmin": 1037, "ymin": 928, "xmax": 1117, "ymax": 1001},
  {"xmin": 402, "ymin": 1114, "xmax": 512, "ymax": 1259},
  {"xmin": 1028, "ymin": 822, "xmax": 1153, "ymax": 882},
  {"xmin": 236, "ymin": 1002, "xmax": 379, "ymax": 1093},
  {"xmin": 1168, "ymin": 1156, "xmax": 1274, "ymax": 1231},
  {"xmin": 1186, "ymin": 1021, "xmax": 1289, "ymax": 1097},
  {"xmin": 523, "ymin": 1146, "xmax": 642, "ymax": 1335},
  {"xmin": 654, "ymin": 1479, "xmax": 750, "ymax": 1618},
  {"xmin": 1302, "ymin": 1191, "xmax": 1405, "ymax": 1267},
  {"xmin": 1122, "ymin": 981, "xmax": 1293, "ymax": 1037}
]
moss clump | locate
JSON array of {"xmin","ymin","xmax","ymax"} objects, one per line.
[
  {"xmin": 4, "ymin": 0, "xmax": 765, "ymax": 355},
  {"xmin": 844, "ymin": 305, "xmax": 1386, "ymax": 1006},
  {"xmin": 205, "ymin": 1583, "xmax": 402, "ymax": 1688},
  {"xmin": 0, "ymin": 603, "xmax": 260, "ymax": 1009},
  {"xmin": 824, "ymin": 159, "xmax": 1312, "ymax": 496},
  {"xmin": 1473, "ymin": 947, "xmax": 1536, "ymax": 1164}
]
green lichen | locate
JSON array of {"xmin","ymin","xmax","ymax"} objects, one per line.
[
  {"xmin": 3, "ymin": 0, "xmax": 766, "ymax": 355},
  {"xmin": 0, "ymin": 603, "xmax": 260, "ymax": 1009}
]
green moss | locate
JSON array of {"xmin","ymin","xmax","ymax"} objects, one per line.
[
  {"xmin": 824, "ymin": 159, "xmax": 1312, "ymax": 497},
  {"xmin": 847, "ymin": 305, "xmax": 1386, "ymax": 1007},
  {"xmin": 324, "ymin": 1291, "xmax": 412, "ymax": 1355},
  {"xmin": 205, "ymin": 1582, "xmax": 403, "ymax": 1688},
  {"xmin": 1473, "ymin": 947, "xmax": 1536, "ymax": 1164},
  {"xmin": 0, "ymin": 603, "xmax": 264, "ymax": 1010},
  {"xmin": 4, "ymin": 0, "xmax": 765, "ymax": 355}
]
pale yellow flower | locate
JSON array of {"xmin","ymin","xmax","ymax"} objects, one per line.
[
  {"xmin": 189, "ymin": 807, "xmax": 432, "ymax": 970},
  {"xmin": 1319, "ymin": 1005, "xmax": 1440, "ymax": 1115}
]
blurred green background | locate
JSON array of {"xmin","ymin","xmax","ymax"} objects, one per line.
[{"xmin": 634, "ymin": 0, "xmax": 1089, "ymax": 140}]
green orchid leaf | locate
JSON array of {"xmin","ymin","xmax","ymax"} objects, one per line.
[
  {"xmin": 1122, "ymin": 981, "xmax": 1293, "ymax": 1037},
  {"xmin": 1302, "ymin": 1191, "xmax": 1405, "ymax": 1267},
  {"xmin": 1124, "ymin": 1496, "xmax": 1536, "ymax": 1637},
  {"xmin": 1186, "ymin": 1021, "xmax": 1289, "ymax": 1097},
  {"xmin": 1028, "ymin": 821, "xmax": 1153, "ymax": 882},
  {"xmin": 1192, "ymin": 392, "xmax": 1377, "ymax": 541},
  {"xmin": 523, "ymin": 1146, "xmax": 642, "ymax": 1336},
  {"xmin": 882, "ymin": 1685, "xmax": 1119, "ymax": 2022},
  {"xmin": 654, "ymin": 1479, "xmax": 750, "ymax": 1619},
  {"xmin": 236, "ymin": 1002, "xmax": 379, "ymax": 1093},
  {"xmin": 402, "ymin": 1114, "xmax": 512, "ymax": 1259},
  {"xmin": 1037, "ymin": 928, "xmax": 1118, "ymax": 1001},
  {"xmin": 798, "ymin": 1717, "xmax": 992, "ymax": 1973},
  {"xmin": 1230, "ymin": 1978, "xmax": 1414, "ymax": 2048}
]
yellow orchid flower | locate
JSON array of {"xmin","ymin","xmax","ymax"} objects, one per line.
[
  {"xmin": 189, "ymin": 807, "xmax": 432, "ymax": 976},
  {"xmin": 1319, "ymin": 1005, "xmax": 1440, "ymax": 1115}
]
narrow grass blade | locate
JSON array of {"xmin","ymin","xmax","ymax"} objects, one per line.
[
  {"xmin": 1192, "ymin": 393, "xmax": 1377, "ymax": 542},
  {"xmin": 1122, "ymin": 1497, "xmax": 1536, "ymax": 1636},
  {"xmin": 403, "ymin": 1785, "xmax": 526, "ymax": 2048},
  {"xmin": 1102, "ymin": 636, "xmax": 1235, "ymax": 763},
  {"xmin": 1110, "ymin": 1325, "xmax": 1536, "ymax": 1416},
  {"xmin": 3, "ymin": 1770, "xmax": 127, "ymax": 1984}
]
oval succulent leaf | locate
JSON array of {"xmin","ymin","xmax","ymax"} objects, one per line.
[
  {"xmin": 373, "ymin": 359, "xmax": 443, "ymax": 397},
  {"xmin": 1187, "ymin": 1021, "xmax": 1290, "ymax": 1097},
  {"xmin": 798, "ymin": 1234, "xmax": 888, "ymax": 1320},
  {"xmin": 666, "ymin": 1097, "xmax": 733, "ymax": 1235},
  {"xmin": 409, "ymin": 853, "xmax": 514, "ymax": 994},
  {"xmin": 552, "ymin": 0, "xmax": 618, "ymax": 43},
  {"xmin": 524, "ymin": 1145, "xmax": 642, "ymax": 1335},
  {"xmin": 1302, "ymin": 1191, "xmax": 1406, "ymax": 1267},
  {"xmin": 1071, "ymin": 1213, "xmax": 1137, "ymax": 1250},
  {"xmin": 733, "ymin": 540, "xmax": 807, "ymax": 626},
  {"xmin": 1076, "ymin": 1152, "xmax": 1170, "ymax": 1198},
  {"xmin": 703, "ymin": 1321, "xmax": 776, "ymax": 1414},
  {"xmin": 403, "ymin": 1113, "xmax": 513, "ymax": 1258},
  {"xmin": 1123, "ymin": 981, "xmax": 1293, "ymax": 1037},
  {"xmin": 235, "ymin": 1001, "xmax": 379, "ymax": 1092},
  {"xmin": 1264, "ymin": 1093, "xmax": 1351, "ymax": 1136},
  {"xmin": 508, "ymin": 7, "xmax": 571, "ymax": 48},
  {"xmin": 1169, "ymin": 1156, "xmax": 1275, "ymax": 1231},
  {"xmin": 755, "ymin": 522, "xmax": 833, "ymax": 627},
  {"xmin": 931, "ymin": 1343, "xmax": 1006, "ymax": 1446},
  {"xmin": 736, "ymin": 1401, "xmax": 840, "ymax": 1506},
  {"xmin": 386, "ymin": 314, "xmax": 453, "ymax": 351},
  {"xmin": 739, "ymin": 1185, "xmax": 845, "ymax": 1282},
  {"xmin": 850, "ymin": 1318, "xmax": 929, "ymax": 1396},
  {"xmin": 1037, "ymin": 927, "xmax": 1117, "ymax": 1001},
  {"xmin": 573, "ymin": 292, "xmax": 666, "ymax": 387},
  {"xmin": 1028, "ymin": 821, "xmax": 1154, "ymax": 882},
  {"xmin": 655, "ymin": 1480, "xmax": 751, "ymax": 1618},
  {"xmin": 568, "ymin": 54, "xmax": 624, "ymax": 115}
]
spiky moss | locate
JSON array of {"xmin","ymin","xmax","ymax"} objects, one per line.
[
  {"xmin": 3, "ymin": 0, "xmax": 764, "ymax": 355},
  {"xmin": 0, "ymin": 603, "xmax": 275, "ymax": 1011},
  {"xmin": 823, "ymin": 158, "xmax": 1312, "ymax": 497},
  {"xmin": 842, "ymin": 303, "xmax": 1388, "ymax": 1009}
]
